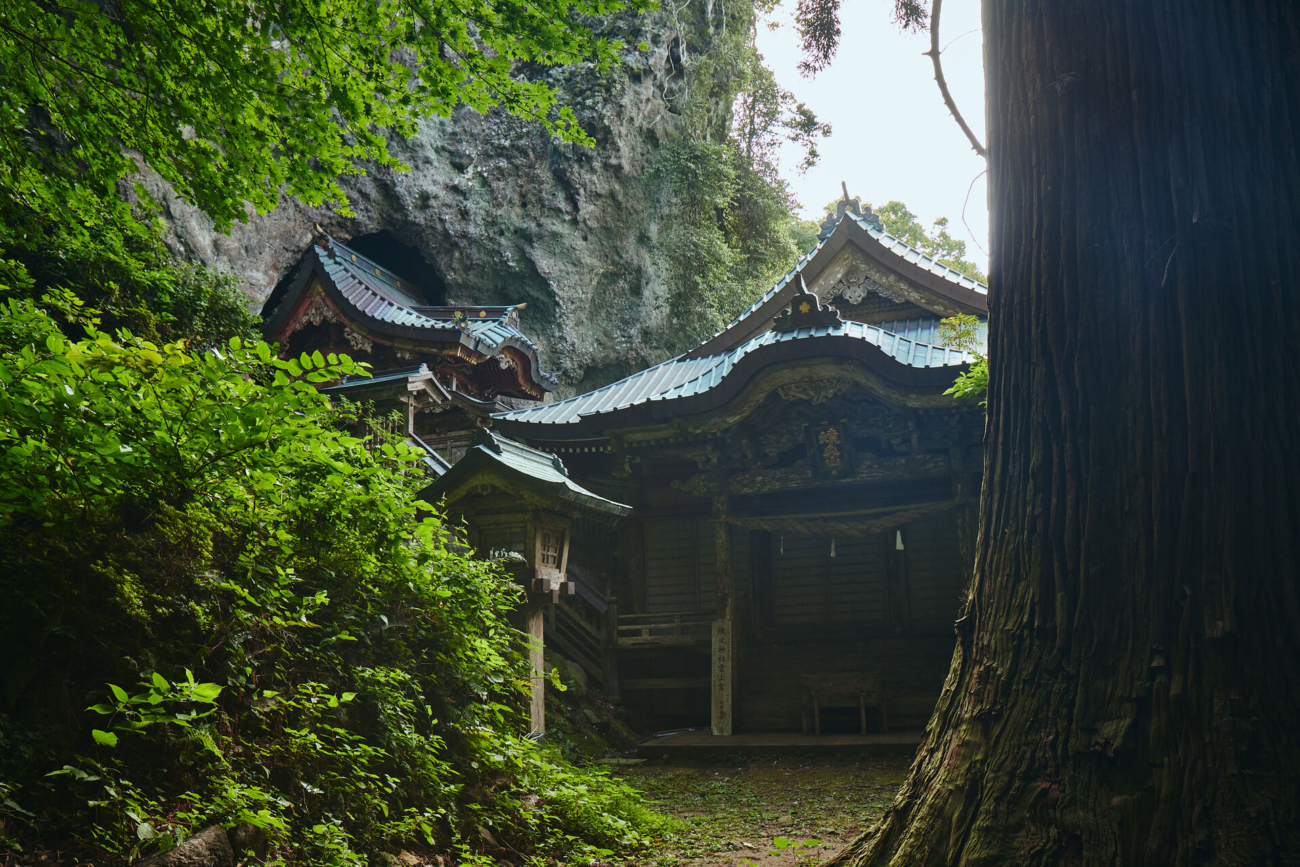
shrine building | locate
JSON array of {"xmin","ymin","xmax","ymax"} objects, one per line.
[{"xmin": 264, "ymin": 201, "xmax": 988, "ymax": 739}]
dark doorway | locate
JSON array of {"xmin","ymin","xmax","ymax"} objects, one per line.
[{"xmin": 347, "ymin": 231, "xmax": 447, "ymax": 305}]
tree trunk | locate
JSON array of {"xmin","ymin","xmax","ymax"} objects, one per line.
[{"xmin": 830, "ymin": 2, "xmax": 1300, "ymax": 864}]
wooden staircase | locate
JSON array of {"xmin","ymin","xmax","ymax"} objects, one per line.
[{"xmin": 547, "ymin": 598, "xmax": 605, "ymax": 683}]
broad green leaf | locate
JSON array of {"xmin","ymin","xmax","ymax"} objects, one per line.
[
  {"xmin": 190, "ymin": 683, "xmax": 224, "ymax": 703},
  {"xmin": 91, "ymin": 729, "xmax": 119, "ymax": 747}
]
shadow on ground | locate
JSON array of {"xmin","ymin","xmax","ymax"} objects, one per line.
[{"xmin": 604, "ymin": 755, "xmax": 908, "ymax": 867}]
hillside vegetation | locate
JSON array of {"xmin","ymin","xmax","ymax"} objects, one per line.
[{"xmin": 0, "ymin": 296, "xmax": 662, "ymax": 864}]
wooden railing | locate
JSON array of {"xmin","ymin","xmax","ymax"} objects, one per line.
[{"xmin": 615, "ymin": 612, "xmax": 714, "ymax": 647}]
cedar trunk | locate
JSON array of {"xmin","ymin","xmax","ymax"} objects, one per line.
[{"xmin": 830, "ymin": 2, "xmax": 1300, "ymax": 864}]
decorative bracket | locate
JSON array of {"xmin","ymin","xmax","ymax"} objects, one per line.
[{"xmin": 772, "ymin": 276, "xmax": 841, "ymax": 333}]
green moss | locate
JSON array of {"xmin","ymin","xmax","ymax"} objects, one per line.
[{"xmin": 590, "ymin": 757, "xmax": 910, "ymax": 866}]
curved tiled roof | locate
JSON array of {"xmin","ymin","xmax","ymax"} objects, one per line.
[
  {"xmin": 844, "ymin": 211, "xmax": 987, "ymax": 294},
  {"xmin": 264, "ymin": 236, "xmax": 557, "ymax": 392},
  {"xmin": 493, "ymin": 317, "xmax": 975, "ymax": 427},
  {"xmin": 689, "ymin": 208, "xmax": 987, "ymax": 360},
  {"xmin": 420, "ymin": 429, "xmax": 631, "ymax": 518}
]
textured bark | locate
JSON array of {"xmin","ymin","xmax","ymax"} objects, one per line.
[{"xmin": 829, "ymin": 2, "xmax": 1300, "ymax": 865}]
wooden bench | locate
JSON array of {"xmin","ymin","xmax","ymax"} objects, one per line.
[{"xmin": 800, "ymin": 675, "xmax": 889, "ymax": 735}]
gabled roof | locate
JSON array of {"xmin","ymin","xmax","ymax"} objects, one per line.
[
  {"xmin": 419, "ymin": 430, "xmax": 631, "ymax": 520},
  {"xmin": 688, "ymin": 206, "xmax": 988, "ymax": 360},
  {"xmin": 492, "ymin": 210, "xmax": 989, "ymax": 436},
  {"xmin": 263, "ymin": 235, "xmax": 556, "ymax": 395},
  {"xmin": 493, "ymin": 315, "xmax": 975, "ymax": 431}
]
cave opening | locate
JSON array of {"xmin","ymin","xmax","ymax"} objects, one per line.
[{"xmin": 347, "ymin": 230, "xmax": 447, "ymax": 305}]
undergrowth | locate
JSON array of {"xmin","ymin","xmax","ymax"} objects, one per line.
[{"xmin": 0, "ymin": 297, "xmax": 667, "ymax": 864}]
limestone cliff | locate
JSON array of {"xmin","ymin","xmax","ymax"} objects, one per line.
[{"xmin": 152, "ymin": 12, "xmax": 704, "ymax": 395}]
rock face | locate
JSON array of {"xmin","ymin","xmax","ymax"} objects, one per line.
[
  {"xmin": 151, "ymin": 14, "xmax": 700, "ymax": 395},
  {"xmin": 134, "ymin": 826, "xmax": 233, "ymax": 867}
]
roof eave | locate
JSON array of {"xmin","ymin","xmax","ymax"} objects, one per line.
[
  {"xmin": 493, "ymin": 334, "xmax": 973, "ymax": 439},
  {"xmin": 843, "ymin": 218, "xmax": 989, "ymax": 316},
  {"xmin": 418, "ymin": 449, "xmax": 630, "ymax": 520},
  {"xmin": 263, "ymin": 246, "xmax": 555, "ymax": 395}
]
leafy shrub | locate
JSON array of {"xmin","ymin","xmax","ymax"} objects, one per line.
[
  {"xmin": 938, "ymin": 313, "xmax": 988, "ymax": 405},
  {"xmin": 0, "ymin": 300, "xmax": 660, "ymax": 864},
  {"xmin": 0, "ymin": 193, "xmax": 258, "ymax": 348}
]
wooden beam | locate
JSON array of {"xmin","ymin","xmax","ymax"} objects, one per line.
[
  {"xmin": 711, "ymin": 495, "xmax": 734, "ymax": 737},
  {"xmin": 721, "ymin": 499, "xmax": 965, "ymax": 538},
  {"xmin": 721, "ymin": 453, "xmax": 953, "ymax": 496}
]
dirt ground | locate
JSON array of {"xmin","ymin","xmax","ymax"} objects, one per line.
[{"xmin": 604, "ymin": 755, "xmax": 909, "ymax": 867}]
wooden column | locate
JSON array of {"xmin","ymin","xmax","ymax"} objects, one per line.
[
  {"xmin": 711, "ymin": 494, "xmax": 734, "ymax": 736},
  {"xmin": 526, "ymin": 597, "xmax": 546, "ymax": 734}
]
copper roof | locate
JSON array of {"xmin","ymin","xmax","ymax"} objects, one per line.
[
  {"xmin": 263, "ymin": 236, "xmax": 557, "ymax": 393},
  {"xmin": 689, "ymin": 208, "xmax": 987, "ymax": 360},
  {"xmin": 493, "ymin": 316, "xmax": 975, "ymax": 428}
]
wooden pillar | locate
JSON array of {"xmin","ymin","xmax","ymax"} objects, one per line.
[
  {"xmin": 526, "ymin": 597, "xmax": 546, "ymax": 735},
  {"xmin": 711, "ymin": 494, "xmax": 734, "ymax": 736},
  {"xmin": 752, "ymin": 530, "xmax": 774, "ymax": 628}
]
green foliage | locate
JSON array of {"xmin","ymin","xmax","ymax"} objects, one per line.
[
  {"xmin": 936, "ymin": 313, "xmax": 982, "ymax": 352},
  {"xmin": 0, "ymin": 0, "xmax": 651, "ymax": 355},
  {"xmin": 938, "ymin": 313, "xmax": 988, "ymax": 405},
  {"xmin": 874, "ymin": 201, "xmax": 987, "ymax": 283},
  {"xmin": 795, "ymin": 0, "xmax": 926, "ymax": 75},
  {"xmin": 0, "ymin": 302, "xmax": 660, "ymax": 863},
  {"xmin": 1, "ymin": 0, "xmax": 649, "ymax": 234},
  {"xmin": 733, "ymin": 50, "xmax": 831, "ymax": 175},
  {"xmin": 651, "ymin": 18, "xmax": 830, "ymax": 349},
  {"xmin": 0, "ymin": 195, "xmax": 257, "ymax": 347}
]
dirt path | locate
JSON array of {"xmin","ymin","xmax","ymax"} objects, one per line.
[{"xmin": 606, "ymin": 756, "xmax": 908, "ymax": 867}]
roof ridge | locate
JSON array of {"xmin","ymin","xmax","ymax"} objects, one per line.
[
  {"xmin": 323, "ymin": 234, "xmax": 427, "ymax": 303},
  {"xmin": 843, "ymin": 212, "xmax": 988, "ymax": 293}
]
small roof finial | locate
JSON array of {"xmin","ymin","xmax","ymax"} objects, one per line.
[{"xmin": 841, "ymin": 181, "xmax": 850, "ymax": 201}]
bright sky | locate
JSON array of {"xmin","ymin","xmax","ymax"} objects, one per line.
[{"xmin": 755, "ymin": 0, "xmax": 988, "ymax": 269}]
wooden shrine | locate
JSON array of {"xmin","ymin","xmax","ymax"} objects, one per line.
[
  {"xmin": 418, "ymin": 430, "xmax": 630, "ymax": 733},
  {"xmin": 266, "ymin": 232, "xmax": 558, "ymax": 468},
  {"xmin": 262, "ymin": 233, "xmax": 555, "ymax": 403},
  {"xmin": 484, "ymin": 200, "xmax": 990, "ymax": 736}
]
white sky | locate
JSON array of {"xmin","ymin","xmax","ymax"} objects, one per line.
[{"xmin": 755, "ymin": 0, "xmax": 988, "ymax": 269}]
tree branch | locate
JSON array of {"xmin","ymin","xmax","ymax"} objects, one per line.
[{"xmin": 923, "ymin": 0, "xmax": 986, "ymax": 158}]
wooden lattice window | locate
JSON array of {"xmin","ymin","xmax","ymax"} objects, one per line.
[{"xmin": 539, "ymin": 530, "xmax": 562, "ymax": 568}]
